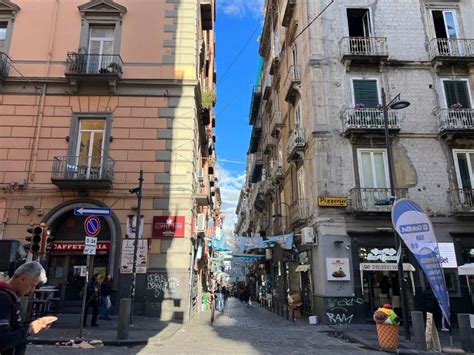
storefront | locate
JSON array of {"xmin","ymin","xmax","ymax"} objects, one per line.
[{"xmin": 42, "ymin": 200, "xmax": 121, "ymax": 311}]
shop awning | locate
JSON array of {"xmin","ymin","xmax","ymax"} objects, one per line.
[
  {"xmin": 295, "ymin": 265, "xmax": 310, "ymax": 272},
  {"xmin": 360, "ymin": 263, "xmax": 416, "ymax": 296},
  {"xmin": 458, "ymin": 263, "xmax": 474, "ymax": 276}
]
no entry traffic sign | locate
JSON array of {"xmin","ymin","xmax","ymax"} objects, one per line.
[{"xmin": 84, "ymin": 216, "xmax": 101, "ymax": 237}]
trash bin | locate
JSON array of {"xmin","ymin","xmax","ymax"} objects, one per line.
[{"xmin": 376, "ymin": 323, "xmax": 399, "ymax": 349}]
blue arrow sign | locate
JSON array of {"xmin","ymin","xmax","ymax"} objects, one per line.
[{"xmin": 74, "ymin": 207, "xmax": 111, "ymax": 217}]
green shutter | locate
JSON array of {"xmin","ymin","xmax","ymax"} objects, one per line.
[
  {"xmin": 353, "ymin": 80, "xmax": 379, "ymax": 108},
  {"xmin": 444, "ymin": 81, "xmax": 471, "ymax": 108}
]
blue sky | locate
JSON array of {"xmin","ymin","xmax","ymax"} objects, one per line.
[{"xmin": 214, "ymin": 0, "xmax": 263, "ymax": 233}]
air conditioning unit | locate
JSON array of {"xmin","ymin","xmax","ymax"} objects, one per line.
[
  {"xmin": 196, "ymin": 213, "xmax": 206, "ymax": 233},
  {"xmin": 301, "ymin": 226, "xmax": 316, "ymax": 245}
]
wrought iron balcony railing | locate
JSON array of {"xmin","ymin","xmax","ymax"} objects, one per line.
[
  {"xmin": 289, "ymin": 198, "xmax": 309, "ymax": 226},
  {"xmin": 349, "ymin": 188, "xmax": 408, "ymax": 213},
  {"xmin": 340, "ymin": 37, "xmax": 388, "ymax": 59},
  {"xmin": 287, "ymin": 127, "xmax": 305, "ymax": 161},
  {"xmin": 429, "ymin": 38, "xmax": 474, "ymax": 61},
  {"xmin": 437, "ymin": 108, "xmax": 474, "ymax": 133},
  {"xmin": 342, "ymin": 108, "xmax": 400, "ymax": 133},
  {"xmin": 449, "ymin": 189, "xmax": 474, "ymax": 214},
  {"xmin": 51, "ymin": 155, "xmax": 114, "ymax": 189},
  {"xmin": 284, "ymin": 65, "xmax": 301, "ymax": 103},
  {"xmin": 65, "ymin": 53, "xmax": 123, "ymax": 76}
]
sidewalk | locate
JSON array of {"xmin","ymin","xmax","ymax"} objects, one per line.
[
  {"xmin": 326, "ymin": 323, "xmax": 464, "ymax": 354},
  {"xmin": 28, "ymin": 313, "xmax": 183, "ymax": 346}
]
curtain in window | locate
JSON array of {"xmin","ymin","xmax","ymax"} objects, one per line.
[
  {"xmin": 444, "ymin": 81, "xmax": 471, "ymax": 108},
  {"xmin": 457, "ymin": 153, "xmax": 473, "ymax": 189},
  {"xmin": 353, "ymin": 80, "xmax": 379, "ymax": 108}
]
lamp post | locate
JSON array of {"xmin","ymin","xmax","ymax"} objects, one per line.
[
  {"xmin": 129, "ymin": 170, "xmax": 144, "ymax": 324},
  {"xmin": 381, "ymin": 88, "xmax": 411, "ymax": 340}
]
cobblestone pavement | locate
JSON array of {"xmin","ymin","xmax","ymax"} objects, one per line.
[{"xmin": 29, "ymin": 298, "xmax": 381, "ymax": 354}]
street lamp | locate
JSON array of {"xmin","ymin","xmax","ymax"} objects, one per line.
[
  {"xmin": 129, "ymin": 170, "xmax": 144, "ymax": 324},
  {"xmin": 380, "ymin": 88, "xmax": 411, "ymax": 340}
]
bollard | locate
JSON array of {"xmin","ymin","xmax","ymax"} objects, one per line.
[
  {"xmin": 411, "ymin": 311, "xmax": 427, "ymax": 351},
  {"xmin": 458, "ymin": 313, "xmax": 474, "ymax": 353},
  {"xmin": 117, "ymin": 298, "xmax": 131, "ymax": 340}
]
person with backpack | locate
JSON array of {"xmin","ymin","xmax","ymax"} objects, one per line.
[{"xmin": 99, "ymin": 274, "xmax": 114, "ymax": 320}]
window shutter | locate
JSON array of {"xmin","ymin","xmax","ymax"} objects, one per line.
[
  {"xmin": 353, "ymin": 80, "xmax": 379, "ymax": 108},
  {"xmin": 444, "ymin": 81, "xmax": 471, "ymax": 108}
]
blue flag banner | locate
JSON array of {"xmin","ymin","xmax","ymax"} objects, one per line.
[
  {"xmin": 266, "ymin": 233, "xmax": 294, "ymax": 250},
  {"xmin": 392, "ymin": 199, "xmax": 450, "ymax": 325}
]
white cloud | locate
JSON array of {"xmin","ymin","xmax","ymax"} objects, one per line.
[
  {"xmin": 217, "ymin": 0, "xmax": 264, "ymax": 18},
  {"xmin": 216, "ymin": 164, "xmax": 246, "ymax": 235}
]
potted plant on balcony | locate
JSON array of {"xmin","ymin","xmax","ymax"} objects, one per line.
[
  {"xmin": 108, "ymin": 62, "xmax": 123, "ymax": 74},
  {"xmin": 201, "ymin": 89, "xmax": 216, "ymax": 109}
]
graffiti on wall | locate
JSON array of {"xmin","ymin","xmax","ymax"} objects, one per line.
[
  {"xmin": 325, "ymin": 297, "xmax": 364, "ymax": 325},
  {"xmin": 146, "ymin": 273, "xmax": 187, "ymax": 299}
]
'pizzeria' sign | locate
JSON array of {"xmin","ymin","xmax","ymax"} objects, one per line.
[{"xmin": 152, "ymin": 216, "xmax": 185, "ymax": 238}]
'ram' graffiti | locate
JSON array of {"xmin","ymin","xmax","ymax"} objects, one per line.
[{"xmin": 325, "ymin": 297, "xmax": 364, "ymax": 325}]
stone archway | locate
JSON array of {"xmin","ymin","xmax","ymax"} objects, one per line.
[{"xmin": 42, "ymin": 198, "xmax": 122, "ymax": 284}]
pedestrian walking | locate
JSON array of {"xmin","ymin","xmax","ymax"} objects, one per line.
[
  {"xmin": 216, "ymin": 284, "xmax": 225, "ymax": 312},
  {"xmin": 99, "ymin": 274, "xmax": 113, "ymax": 320},
  {"xmin": 83, "ymin": 273, "xmax": 100, "ymax": 327},
  {"xmin": 243, "ymin": 286, "xmax": 251, "ymax": 305},
  {"xmin": 0, "ymin": 261, "xmax": 55, "ymax": 355}
]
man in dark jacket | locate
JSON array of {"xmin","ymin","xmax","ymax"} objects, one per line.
[
  {"xmin": 0, "ymin": 261, "xmax": 49, "ymax": 355},
  {"xmin": 83, "ymin": 273, "xmax": 100, "ymax": 327}
]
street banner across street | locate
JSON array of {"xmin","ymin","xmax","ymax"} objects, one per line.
[{"xmin": 392, "ymin": 199, "xmax": 450, "ymax": 325}]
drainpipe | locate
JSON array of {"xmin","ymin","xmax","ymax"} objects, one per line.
[{"xmin": 30, "ymin": 0, "xmax": 59, "ymax": 181}]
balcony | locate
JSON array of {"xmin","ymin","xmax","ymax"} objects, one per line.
[
  {"xmin": 200, "ymin": 0, "xmax": 213, "ymax": 31},
  {"xmin": 65, "ymin": 53, "xmax": 123, "ymax": 93},
  {"xmin": 262, "ymin": 178, "xmax": 275, "ymax": 198},
  {"xmin": 342, "ymin": 108, "xmax": 400, "ymax": 136},
  {"xmin": 196, "ymin": 184, "xmax": 210, "ymax": 206},
  {"xmin": 281, "ymin": 0, "xmax": 296, "ymax": 27},
  {"xmin": 0, "ymin": 52, "xmax": 11, "ymax": 80},
  {"xmin": 51, "ymin": 155, "xmax": 114, "ymax": 189},
  {"xmin": 340, "ymin": 37, "xmax": 388, "ymax": 65},
  {"xmin": 270, "ymin": 111, "xmax": 284, "ymax": 138},
  {"xmin": 449, "ymin": 189, "xmax": 474, "ymax": 215},
  {"xmin": 429, "ymin": 38, "xmax": 474, "ymax": 64},
  {"xmin": 284, "ymin": 65, "xmax": 301, "ymax": 104},
  {"xmin": 249, "ymin": 85, "xmax": 262, "ymax": 125},
  {"xmin": 349, "ymin": 188, "xmax": 408, "ymax": 214},
  {"xmin": 271, "ymin": 162, "xmax": 284, "ymax": 185},
  {"xmin": 437, "ymin": 108, "xmax": 474, "ymax": 137},
  {"xmin": 289, "ymin": 198, "xmax": 309, "ymax": 227},
  {"xmin": 250, "ymin": 152, "xmax": 264, "ymax": 183},
  {"xmin": 287, "ymin": 127, "xmax": 305, "ymax": 162},
  {"xmin": 263, "ymin": 135, "xmax": 276, "ymax": 154},
  {"xmin": 252, "ymin": 182, "xmax": 265, "ymax": 212}
]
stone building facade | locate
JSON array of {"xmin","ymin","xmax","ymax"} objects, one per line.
[
  {"xmin": 239, "ymin": 0, "xmax": 474, "ymax": 324},
  {"xmin": 0, "ymin": 0, "xmax": 219, "ymax": 323}
]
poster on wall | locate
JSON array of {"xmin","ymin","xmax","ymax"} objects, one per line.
[
  {"xmin": 120, "ymin": 239, "xmax": 148, "ymax": 274},
  {"xmin": 126, "ymin": 215, "xmax": 144, "ymax": 239},
  {"xmin": 326, "ymin": 258, "xmax": 351, "ymax": 281},
  {"xmin": 438, "ymin": 243, "xmax": 457, "ymax": 268}
]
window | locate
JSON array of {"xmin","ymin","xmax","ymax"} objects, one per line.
[
  {"xmin": 453, "ymin": 150, "xmax": 474, "ymax": 190},
  {"xmin": 292, "ymin": 44, "xmax": 298, "ymax": 66},
  {"xmin": 87, "ymin": 26, "xmax": 115, "ymax": 72},
  {"xmin": 442, "ymin": 80, "xmax": 471, "ymax": 109},
  {"xmin": 432, "ymin": 10, "xmax": 459, "ymax": 40},
  {"xmin": 352, "ymin": 79, "xmax": 380, "ymax": 108},
  {"xmin": 357, "ymin": 149, "xmax": 389, "ymax": 189},
  {"xmin": 295, "ymin": 102, "xmax": 302, "ymax": 127},
  {"xmin": 0, "ymin": 22, "xmax": 7, "ymax": 52},
  {"xmin": 68, "ymin": 113, "xmax": 112, "ymax": 179},
  {"xmin": 0, "ymin": 0, "xmax": 20, "ymax": 55},
  {"xmin": 347, "ymin": 8, "xmax": 372, "ymax": 37},
  {"xmin": 297, "ymin": 167, "xmax": 305, "ymax": 199}
]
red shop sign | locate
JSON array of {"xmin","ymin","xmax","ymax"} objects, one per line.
[
  {"xmin": 152, "ymin": 216, "xmax": 185, "ymax": 238},
  {"xmin": 52, "ymin": 242, "xmax": 111, "ymax": 252}
]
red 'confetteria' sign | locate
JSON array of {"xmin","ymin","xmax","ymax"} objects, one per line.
[
  {"xmin": 152, "ymin": 216, "xmax": 185, "ymax": 238},
  {"xmin": 52, "ymin": 242, "xmax": 110, "ymax": 252}
]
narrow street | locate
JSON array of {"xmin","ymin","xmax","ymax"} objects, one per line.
[{"xmin": 29, "ymin": 298, "xmax": 380, "ymax": 354}]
